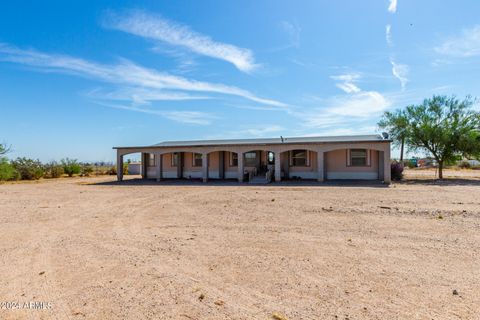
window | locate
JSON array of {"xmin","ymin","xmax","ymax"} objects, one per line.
[
  {"xmin": 290, "ymin": 150, "xmax": 307, "ymax": 166},
  {"xmin": 193, "ymin": 153, "xmax": 203, "ymax": 167},
  {"xmin": 230, "ymin": 152, "xmax": 238, "ymax": 166},
  {"xmin": 171, "ymin": 153, "xmax": 178, "ymax": 167},
  {"xmin": 148, "ymin": 153, "xmax": 155, "ymax": 167},
  {"xmin": 244, "ymin": 152, "xmax": 257, "ymax": 167},
  {"xmin": 267, "ymin": 151, "xmax": 275, "ymax": 165},
  {"xmin": 349, "ymin": 149, "xmax": 367, "ymax": 166}
]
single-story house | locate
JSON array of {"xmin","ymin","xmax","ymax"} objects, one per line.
[{"xmin": 113, "ymin": 134, "xmax": 392, "ymax": 183}]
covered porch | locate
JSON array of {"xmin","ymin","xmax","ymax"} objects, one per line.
[{"xmin": 114, "ymin": 136, "xmax": 392, "ymax": 184}]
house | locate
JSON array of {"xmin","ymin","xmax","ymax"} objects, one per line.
[{"xmin": 113, "ymin": 134, "xmax": 392, "ymax": 183}]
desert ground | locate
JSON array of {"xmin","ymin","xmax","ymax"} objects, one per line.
[{"xmin": 0, "ymin": 169, "xmax": 479, "ymax": 320}]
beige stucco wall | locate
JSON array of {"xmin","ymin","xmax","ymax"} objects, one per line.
[{"xmin": 325, "ymin": 149, "xmax": 379, "ymax": 179}]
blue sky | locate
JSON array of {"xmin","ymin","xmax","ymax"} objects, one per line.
[{"xmin": 1, "ymin": 0, "xmax": 480, "ymax": 162}]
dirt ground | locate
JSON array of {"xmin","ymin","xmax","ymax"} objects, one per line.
[{"xmin": 0, "ymin": 169, "xmax": 479, "ymax": 320}]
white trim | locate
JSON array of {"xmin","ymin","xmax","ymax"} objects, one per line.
[
  {"xmin": 229, "ymin": 152, "xmax": 238, "ymax": 166},
  {"xmin": 289, "ymin": 149, "xmax": 310, "ymax": 167},
  {"xmin": 347, "ymin": 149, "xmax": 370, "ymax": 166}
]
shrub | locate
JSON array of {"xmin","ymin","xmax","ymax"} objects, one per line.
[
  {"xmin": 61, "ymin": 158, "xmax": 81, "ymax": 177},
  {"xmin": 107, "ymin": 166, "xmax": 117, "ymax": 175},
  {"xmin": 457, "ymin": 160, "xmax": 471, "ymax": 169},
  {"xmin": 0, "ymin": 158, "xmax": 20, "ymax": 181},
  {"xmin": 11, "ymin": 157, "xmax": 44, "ymax": 180},
  {"xmin": 106, "ymin": 163, "xmax": 128, "ymax": 175},
  {"xmin": 43, "ymin": 161, "xmax": 64, "ymax": 178},
  {"xmin": 391, "ymin": 161, "xmax": 404, "ymax": 181},
  {"xmin": 80, "ymin": 163, "xmax": 94, "ymax": 176},
  {"xmin": 405, "ymin": 160, "xmax": 417, "ymax": 168}
]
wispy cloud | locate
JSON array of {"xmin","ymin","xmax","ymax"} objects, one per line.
[
  {"xmin": 331, "ymin": 73, "xmax": 361, "ymax": 94},
  {"xmin": 0, "ymin": 43, "xmax": 285, "ymax": 107},
  {"xmin": 435, "ymin": 25, "xmax": 480, "ymax": 57},
  {"xmin": 280, "ymin": 21, "xmax": 301, "ymax": 49},
  {"xmin": 103, "ymin": 10, "xmax": 257, "ymax": 73},
  {"xmin": 390, "ymin": 59, "xmax": 409, "ymax": 90},
  {"xmin": 388, "ymin": 0, "xmax": 398, "ymax": 13},
  {"xmin": 295, "ymin": 73, "xmax": 391, "ymax": 129},
  {"xmin": 97, "ymin": 101, "xmax": 216, "ymax": 125},
  {"xmin": 385, "ymin": 24, "xmax": 393, "ymax": 46},
  {"xmin": 205, "ymin": 125, "xmax": 284, "ymax": 140}
]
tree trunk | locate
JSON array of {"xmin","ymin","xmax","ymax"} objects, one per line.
[
  {"xmin": 400, "ymin": 137, "xmax": 405, "ymax": 164},
  {"xmin": 438, "ymin": 161, "xmax": 443, "ymax": 179}
]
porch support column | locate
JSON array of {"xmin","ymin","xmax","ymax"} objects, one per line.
[
  {"xmin": 202, "ymin": 153, "xmax": 209, "ymax": 182},
  {"xmin": 237, "ymin": 152, "xmax": 244, "ymax": 182},
  {"xmin": 378, "ymin": 151, "xmax": 385, "ymax": 181},
  {"xmin": 141, "ymin": 153, "xmax": 147, "ymax": 179},
  {"xmin": 177, "ymin": 152, "xmax": 183, "ymax": 179},
  {"xmin": 116, "ymin": 151, "xmax": 123, "ymax": 181},
  {"xmin": 219, "ymin": 151, "xmax": 225, "ymax": 179},
  {"xmin": 156, "ymin": 153, "xmax": 163, "ymax": 181},
  {"xmin": 317, "ymin": 150, "xmax": 325, "ymax": 182},
  {"xmin": 274, "ymin": 151, "xmax": 281, "ymax": 182},
  {"xmin": 383, "ymin": 146, "xmax": 391, "ymax": 184}
]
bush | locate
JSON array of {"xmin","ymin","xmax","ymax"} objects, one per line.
[
  {"xmin": 391, "ymin": 161, "xmax": 404, "ymax": 181},
  {"xmin": 0, "ymin": 158, "xmax": 20, "ymax": 181},
  {"xmin": 43, "ymin": 161, "xmax": 64, "ymax": 178},
  {"xmin": 12, "ymin": 157, "xmax": 44, "ymax": 180},
  {"xmin": 61, "ymin": 158, "xmax": 81, "ymax": 177},
  {"xmin": 107, "ymin": 166, "xmax": 117, "ymax": 175},
  {"xmin": 457, "ymin": 160, "xmax": 471, "ymax": 169},
  {"xmin": 80, "ymin": 163, "xmax": 94, "ymax": 176},
  {"xmin": 106, "ymin": 163, "xmax": 128, "ymax": 175},
  {"xmin": 405, "ymin": 160, "xmax": 417, "ymax": 168}
]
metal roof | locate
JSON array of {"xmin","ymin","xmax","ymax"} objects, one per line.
[
  {"xmin": 114, "ymin": 134, "xmax": 389, "ymax": 149},
  {"xmin": 124, "ymin": 134, "xmax": 388, "ymax": 148}
]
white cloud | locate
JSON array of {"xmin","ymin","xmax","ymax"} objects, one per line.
[
  {"xmin": 388, "ymin": 0, "xmax": 398, "ymax": 13},
  {"xmin": 162, "ymin": 111, "xmax": 216, "ymax": 125},
  {"xmin": 390, "ymin": 59, "xmax": 409, "ymax": 90},
  {"xmin": 386, "ymin": 24, "xmax": 393, "ymax": 46},
  {"xmin": 98, "ymin": 101, "xmax": 215, "ymax": 125},
  {"xmin": 87, "ymin": 87, "xmax": 209, "ymax": 105},
  {"xmin": 205, "ymin": 125, "xmax": 284, "ymax": 140},
  {"xmin": 327, "ymin": 91, "xmax": 391, "ymax": 117},
  {"xmin": 296, "ymin": 72, "xmax": 391, "ymax": 128},
  {"xmin": 103, "ymin": 10, "xmax": 257, "ymax": 73},
  {"xmin": 280, "ymin": 21, "xmax": 301, "ymax": 48},
  {"xmin": 435, "ymin": 25, "xmax": 480, "ymax": 57},
  {"xmin": 0, "ymin": 43, "xmax": 285, "ymax": 107},
  {"xmin": 331, "ymin": 73, "xmax": 361, "ymax": 94}
]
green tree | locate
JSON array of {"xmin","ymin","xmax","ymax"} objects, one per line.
[
  {"xmin": 0, "ymin": 142, "xmax": 10, "ymax": 156},
  {"xmin": 404, "ymin": 95, "xmax": 480, "ymax": 179},
  {"xmin": 61, "ymin": 158, "xmax": 81, "ymax": 177},
  {"xmin": 0, "ymin": 158, "xmax": 20, "ymax": 181},
  {"xmin": 11, "ymin": 157, "xmax": 44, "ymax": 180},
  {"xmin": 378, "ymin": 109, "xmax": 409, "ymax": 162},
  {"xmin": 44, "ymin": 161, "xmax": 64, "ymax": 178}
]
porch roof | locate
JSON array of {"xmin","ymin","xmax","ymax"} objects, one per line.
[{"xmin": 114, "ymin": 134, "xmax": 390, "ymax": 149}]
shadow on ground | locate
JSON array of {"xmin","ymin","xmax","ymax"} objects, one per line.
[
  {"xmin": 88, "ymin": 177, "xmax": 390, "ymax": 188},
  {"xmin": 396, "ymin": 178, "xmax": 480, "ymax": 187}
]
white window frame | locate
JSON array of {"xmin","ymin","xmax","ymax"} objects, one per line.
[
  {"xmin": 289, "ymin": 150, "xmax": 309, "ymax": 167},
  {"xmin": 347, "ymin": 149, "xmax": 371, "ymax": 167},
  {"xmin": 171, "ymin": 153, "xmax": 178, "ymax": 167},
  {"xmin": 192, "ymin": 153, "xmax": 203, "ymax": 167},
  {"xmin": 229, "ymin": 152, "xmax": 238, "ymax": 167},
  {"xmin": 147, "ymin": 153, "xmax": 155, "ymax": 167}
]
